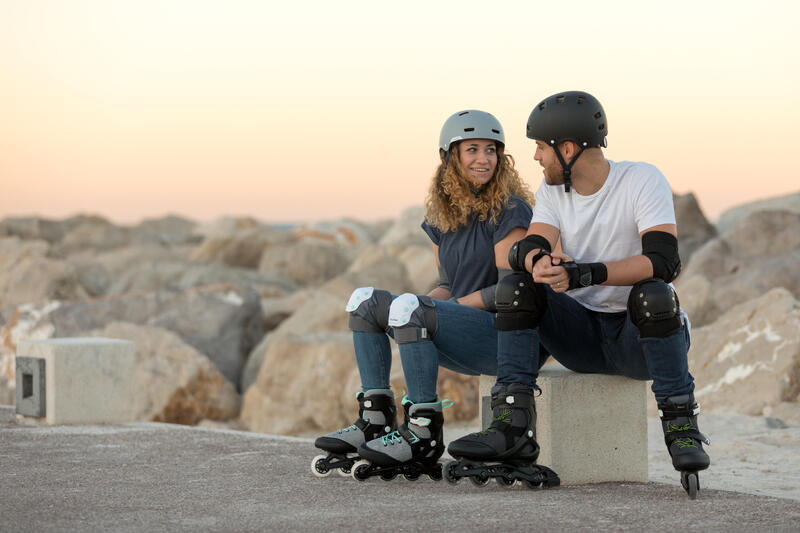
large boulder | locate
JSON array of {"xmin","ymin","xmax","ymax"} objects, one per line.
[
  {"xmin": 190, "ymin": 219, "xmax": 295, "ymax": 269},
  {"xmin": 0, "ymin": 217, "xmax": 66, "ymax": 244},
  {"xmin": 378, "ymin": 206, "xmax": 429, "ymax": 247},
  {"xmin": 258, "ymin": 242, "xmax": 352, "ymax": 286},
  {"xmin": 132, "ymin": 215, "xmax": 200, "ymax": 246},
  {"xmin": 54, "ymin": 215, "xmax": 132, "ymax": 254},
  {"xmin": 346, "ymin": 244, "xmax": 437, "ymax": 295},
  {"xmin": 240, "ymin": 332, "xmax": 477, "ymax": 435},
  {"xmin": 292, "ymin": 219, "xmax": 377, "ymax": 248},
  {"xmin": 716, "ymin": 191, "xmax": 800, "ymax": 235},
  {"xmin": 0, "ymin": 238, "xmax": 85, "ymax": 309},
  {"xmin": 689, "ymin": 288, "xmax": 800, "ymax": 419},
  {"xmin": 88, "ymin": 322, "xmax": 240, "ymax": 425},
  {"xmin": 673, "ymin": 192, "xmax": 717, "ymax": 267},
  {"xmin": 3, "ymin": 284, "xmax": 264, "ymax": 389},
  {"xmin": 679, "ymin": 210, "xmax": 800, "ymax": 326}
]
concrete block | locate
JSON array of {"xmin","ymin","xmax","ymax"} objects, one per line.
[
  {"xmin": 15, "ymin": 357, "xmax": 46, "ymax": 417},
  {"xmin": 17, "ymin": 338, "xmax": 136, "ymax": 425},
  {"xmin": 479, "ymin": 365, "xmax": 648, "ymax": 484}
]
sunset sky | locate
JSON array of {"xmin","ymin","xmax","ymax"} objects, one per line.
[{"xmin": 1, "ymin": 1, "xmax": 798, "ymax": 225}]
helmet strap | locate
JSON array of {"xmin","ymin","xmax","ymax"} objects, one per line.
[{"xmin": 551, "ymin": 141, "xmax": 586, "ymax": 193}]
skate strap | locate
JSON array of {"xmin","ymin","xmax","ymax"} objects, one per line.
[
  {"xmin": 358, "ymin": 394, "xmax": 394, "ymax": 411},
  {"xmin": 398, "ymin": 426, "xmax": 420, "ymax": 445},
  {"xmin": 658, "ymin": 404, "xmax": 700, "ymax": 419},
  {"xmin": 664, "ymin": 425, "xmax": 710, "ymax": 446},
  {"xmin": 354, "ymin": 418, "xmax": 369, "ymax": 431}
]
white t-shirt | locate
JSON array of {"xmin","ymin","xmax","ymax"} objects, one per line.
[{"xmin": 531, "ymin": 160, "xmax": 676, "ymax": 312}]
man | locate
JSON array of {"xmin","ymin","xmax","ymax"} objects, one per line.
[{"xmin": 447, "ymin": 91, "xmax": 710, "ymax": 498}]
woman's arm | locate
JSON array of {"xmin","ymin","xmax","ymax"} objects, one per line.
[
  {"xmin": 427, "ymin": 244, "xmax": 452, "ymax": 300},
  {"xmin": 453, "ymin": 226, "xmax": 528, "ymax": 308}
]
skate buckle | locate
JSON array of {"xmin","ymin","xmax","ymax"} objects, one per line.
[
  {"xmin": 364, "ymin": 400, "xmax": 372, "ymax": 408},
  {"xmin": 409, "ymin": 417, "xmax": 431, "ymax": 427},
  {"xmin": 505, "ymin": 396, "xmax": 515, "ymax": 405}
]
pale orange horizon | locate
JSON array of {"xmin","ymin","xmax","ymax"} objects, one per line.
[{"xmin": 2, "ymin": 1, "xmax": 799, "ymax": 226}]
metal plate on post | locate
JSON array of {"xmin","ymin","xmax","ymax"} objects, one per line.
[{"xmin": 15, "ymin": 357, "xmax": 46, "ymax": 417}]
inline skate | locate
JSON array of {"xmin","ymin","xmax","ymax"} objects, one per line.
[
  {"xmin": 311, "ymin": 389, "xmax": 397, "ymax": 478},
  {"xmin": 444, "ymin": 383, "xmax": 559, "ymax": 489},
  {"xmin": 351, "ymin": 397, "xmax": 448, "ymax": 482},
  {"xmin": 658, "ymin": 393, "xmax": 710, "ymax": 499}
]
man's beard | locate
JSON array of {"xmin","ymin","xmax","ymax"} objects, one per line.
[{"xmin": 543, "ymin": 162, "xmax": 565, "ymax": 185}]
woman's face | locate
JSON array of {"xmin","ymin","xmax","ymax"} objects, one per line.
[{"xmin": 457, "ymin": 139, "xmax": 498, "ymax": 187}]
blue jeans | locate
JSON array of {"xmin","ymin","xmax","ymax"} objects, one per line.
[
  {"xmin": 354, "ymin": 299, "xmax": 537, "ymax": 404},
  {"xmin": 498, "ymin": 286, "xmax": 695, "ymax": 401}
]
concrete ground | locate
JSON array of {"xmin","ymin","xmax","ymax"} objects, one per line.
[{"xmin": 1, "ymin": 406, "xmax": 798, "ymax": 532}]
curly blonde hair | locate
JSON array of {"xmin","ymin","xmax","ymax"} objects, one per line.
[{"xmin": 424, "ymin": 143, "xmax": 535, "ymax": 232}]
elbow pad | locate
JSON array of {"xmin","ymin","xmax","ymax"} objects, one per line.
[
  {"xmin": 642, "ymin": 231, "xmax": 681, "ymax": 283},
  {"xmin": 508, "ymin": 234, "xmax": 552, "ymax": 271}
]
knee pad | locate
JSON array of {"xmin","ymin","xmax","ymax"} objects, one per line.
[
  {"xmin": 388, "ymin": 293, "xmax": 438, "ymax": 344},
  {"xmin": 493, "ymin": 272, "xmax": 547, "ymax": 331},
  {"xmin": 628, "ymin": 278, "xmax": 683, "ymax": 338},
  {"xmin": 346, "ymin": 287, "xmax": 392, "ymax": 333}
]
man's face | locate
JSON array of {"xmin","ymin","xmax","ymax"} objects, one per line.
[{"xmin": 534, "ymin": 140, "xmax": 564, "ymax": 185}]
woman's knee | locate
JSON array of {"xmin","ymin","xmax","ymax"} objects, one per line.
[
  {"xmin": 388, "ymin": 293, "xmax": 438, "ymax": 344},
  {"xmin": 346, "ymin": 287, "xmax": 392, "ymax": 333}
]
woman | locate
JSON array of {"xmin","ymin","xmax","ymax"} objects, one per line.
[{"xmin": 311, "ymin": 110, "xmax": 534, "ymax": 480}]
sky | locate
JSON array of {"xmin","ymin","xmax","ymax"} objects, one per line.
[{"xmin": 1, "ymin": 0, "xmax": 798, "ymax": 225}]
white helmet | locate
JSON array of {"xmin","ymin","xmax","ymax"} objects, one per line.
[{"xmin": 439, "ymin": 110, "xmax": 505, "ymax": 153}]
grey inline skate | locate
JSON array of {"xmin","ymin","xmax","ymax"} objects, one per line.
[
  {"xmin": 445, "ymin": 383, "xmax": 559, "ymax": 489},
  {"xmin": 311, "ymin": 389, "xmax": 397, "ymax": 478},
  {"xmin": 658, "ymin": 393, "xmax": 710, "ymax": 499},
  {"xmin": 351, "ymin": 397, "xmax": 447, "ymax": 482}
]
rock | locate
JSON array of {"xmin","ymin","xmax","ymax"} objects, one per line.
[
  {"xmin": 240, "ymin": 332, "xmax": 476, "ymax": 435},
  {"xmin": 258, "ymin": 242, "xmax": 351, "ymax": 286},
  {"xmin": 675, "ymin": 275, "xmax": 720, "ymax": 329},
  {"xmin": 292, "ymin": 219, "xmax": 376, "ymax": 248},
  {"xmin": 0, "ymin": 237, "xmax": 85, "ymax": 309},
  {"xmin": 716, "ymin": 191, "xmax": 800, "ymax": 235},
  {"xmin": 55, "ymin": 215, "xmax": 132, "ymax": 254},
  {"xmin": 690, "ymin": 288, "xmax": 800, "ymax": 417},
  {"xmin": 0, "ymin": 217, "xmax": 65, "ymax": 244},
  {"xmin": 680, "ymin": 210, "xmax": 800, "ymax": 325},
  {"xmin": 347, "ymin": 244, "xmax": 437, "ymax": 295},
  {"xmin": 88, "ymin": 322, "xmax": 240, "ymax": 425},
  {"xmin": 261, "ymin": 290, "xmax": 312, "ymax": 332},
  {"xmin": 132, "ymin": 215, "xmax": 200, "ymax": 246},
  {"xmin": 240, "ymin": 332, "xmax": 275, "ymax": 394},
  {"xmin": 0, "ymin": 301, "xmax": 62, "ymax": 404},
  {"xmin": 673, "ymin": 192, "xmax": 717, "ymax": 267},
  {"xmin": 10, "ymin": 284, "xmax": 264, "ymax": 389},
  {"xmin": 190, "ymin": 221, "xmax": 294, "ymax": 269},
  {"xmin": 323, "ymin": 255, "xmax": 412, "ymax": 299},
  {"xmin": 378, "ymin": 206, "xmax": 429, "ymax": 247}
]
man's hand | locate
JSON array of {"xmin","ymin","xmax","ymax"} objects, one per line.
[{"xmin": 532, "ymin": 252, "xmax": 573, "ymax": 293}]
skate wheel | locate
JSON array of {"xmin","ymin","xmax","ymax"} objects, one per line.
[
  {"xmin": 682, "ymin": 472, "xmax": 699, "ymax": 500},
  {"xmin": 523, "ymin": 479, "xmax": 542, "ymax": 489},
  {"xmin": 403, "ymin": 471, "xmax": 421, "ymax": 481},
  {"xmin": 336, "ymin": 464, "xmax": 352, "ymax": 477},
  {"xmin": 443, "ymin": 461, "xmax": 460, "ymax": 485},
  {"xmin": 429, "ymin": 463, "xmax": 443, "ymax": 481},
  {"xmin": 311, "ymin": 455, "xmax": 332, "ymax": 478},
  {"xmin": 470, "ymin": 473, "xmax": 490, "ymax": 487},
  {"xmin": 496, "ymin": 475, "xmax": 517, "ymax": 489},
  {"xmin": 352, "ymin": 460, "xmax": 371, "ymax": 482},
  {"xmin": 380, "ymin": 471, "xmax": 397, "ymax": 481}
]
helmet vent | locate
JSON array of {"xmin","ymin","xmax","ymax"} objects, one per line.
[
  {"xmin": 598, "ymin": 123, "xmax": 605, "ymax": 130},
  {"xmin": 556, "ymin": 95, "xmax": 565, "ymax": 103},
  {"xmin": 538, "ymin": 103, "xmax": 546, "ymax": 110},
  {"xmin": 463, "ymin": 127, "xmax": 474, "ymax": 132},
  {"xmin": 458, "ymin": 111, "xmax": 469, "ymax": 116},
  {"xmin": 594, "ymin": 112, "xmax": 602, "ymax": 119},
  {"xmin": 577, "ymin": 96, "xmax": 585, "ymax": 104},
  {"xmin": 491, "ymin": 129, "xmax": 500, "ymax": 134}
]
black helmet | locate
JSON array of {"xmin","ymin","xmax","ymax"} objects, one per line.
[{"xmin": 526, "ymin": 91, "xmax": 607, "ymax": 149}]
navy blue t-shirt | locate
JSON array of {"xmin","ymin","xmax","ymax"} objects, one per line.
[{"xmin": 421, "ymin": 194, "xmax": 533, "ymax": 299}]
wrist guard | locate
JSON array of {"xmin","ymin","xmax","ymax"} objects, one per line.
[
  {"xmin": 563, "ymin": 262, "xmax": 608, "ymax": 289},
  {"xmin": 508, "ymin": 234, "xmax": 551, "ymax": 271}
]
